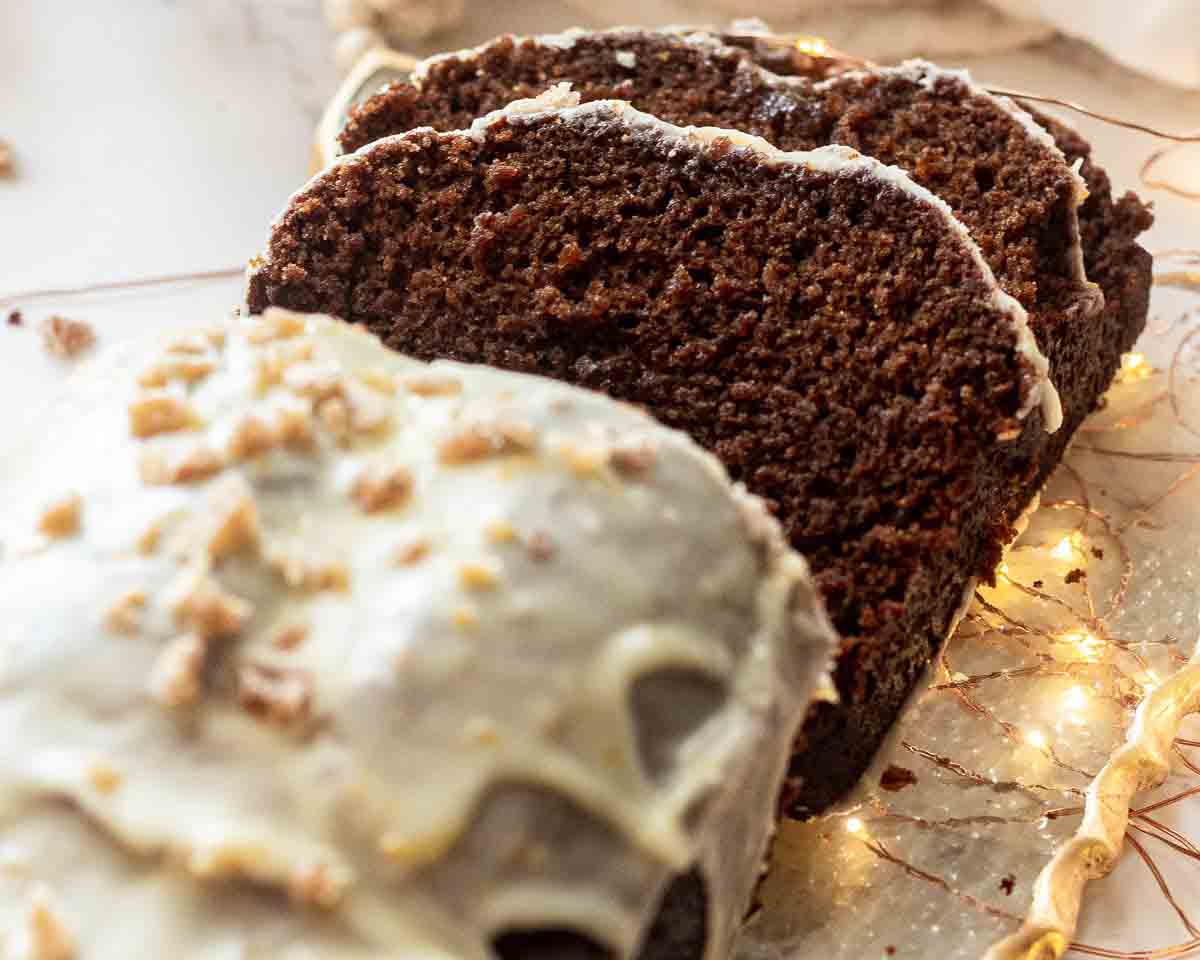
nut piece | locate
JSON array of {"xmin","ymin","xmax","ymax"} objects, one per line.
[
  {"xmin": 351, "ymin": 463, "xmax": 413, "ymax": 513},
  {"xmin": 458, "ymin": 562, "xmax": 499, "ymax": 591},
  {"xmin": 205, "ymin": 476, "xmax": 260, "ymax": 561},
  {"xmin": 266, "ymin": 544, "xmax": 350, "ymax": 593},
  {"xmin": 558, "ymin": 441, "xmax": 609, "ymax": 477},
  {"xmin": 272, "ymin": 623, "xmax": 309, "ymax": 651},
  {"xmin": 356, "ymin": 367, "xmax": 397, "ymax": 395},
  {"xmin": 437, "ymin": 420, "xmax": 537, "ymax": 465},
  {"xmin": 17, "ymin": 887, "xmax": 77, "ymax": 960},
  {"xmin": 148, "ymin": 633, "xmax": 207, "ymax": 707},
  {"xmin": 237, "ymin": 663, "xmax": 313, "ymax": 727},
  {"xmin": 137, "ymin": 355, "xmax": 216, "ymax": 388},
  {"xmin": 0, "ymin": 139, "xmax": 13, "ymax": 178},
  {"xmin": 393, "ymin": 538, "xmax": 431, "ymax": 566},
  {"xmin": 483, "ymin": 520, "xmax": 517, "ymax": 544},
  {"xmin": 288, "ymin": 861, "xmax": 347, "ymax": 909},
  {"xmin": 40, "ymin": 314, "xmax": 95, "ymax": 359},
  {"xmin": 104, "ymin": 589, "xmax": 147, "ymax": 635},
  {"xmin": 247, "ymin": 308, "xmax": 308, "ymax": 344},
  {"xmin": 139, "ymin": 445, "xmax": 226, "ymax": 486},
  {"xmin": 128, "ymin": 392, "xmax": 199, "ymax": 438},
  {"xmin": 404, "ymin": 374, "xmax": 462, "ymax": 397},
  {"xmin": 167, "ymin": 571, "xmax": 252, "ymax": 640},
  {"xmin": 226, "ymin": 413, "xmax": 278, "ymax": 461},
  {"xmin": 611, "ymin": 440, "xmax": 658, "ymax": 477},
  {"xmin": 38, "ymin": 493, "xmax": 81, "ymax": 538},
  {"xmin": 256, "ymin": 339, "xmax": 317, "ymax": 391},
  {"xmin": 87, "ymin": 762, "xmax": 124, "ymax": 795}
]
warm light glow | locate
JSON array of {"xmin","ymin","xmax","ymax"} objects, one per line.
[
  {"xmin": 846, "ymin": 816, "xmax": 864, "ymax": 834},
  {"xmin": 1118, "ymin": 352, "xmax": 1152, "ymax": 383},
  {"xmin": 1025, "ymin": 729, "xmax": 1047, "ymax": 749},
  {"xmin": 795, "ymin": 35, "xmax": 830, "ymax": 56},
  {"xmin": 998, "ymin": 561, "xmax": 1010, "ymax": 578},
  {"xmin": 1059, "ymin": 630, "xmax": 1104, "ymax": 661},
  {"xmin": 1064, "ymin": 686, "xmax": 1089, "ymax": 711},
  {"xmin": 1051, "ymin": 534, "xmax": 1079, "ymax": 561},
  {"xmin": 1143, "ymin": 670, "xmax": 1162, "ymax": 692}
]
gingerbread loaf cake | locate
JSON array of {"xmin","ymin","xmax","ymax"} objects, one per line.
[
  {"xmin": 0, "ymin": 309, "xmax": 838, "ymax": 960},
  {"xmin": 247, "ymin": 86, "xmax": 1063, "ymax": 815}
]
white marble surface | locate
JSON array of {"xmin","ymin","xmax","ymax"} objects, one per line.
[{"xmin": 2, "ymin": 2, "xmax": 1199, "ymax": 957}]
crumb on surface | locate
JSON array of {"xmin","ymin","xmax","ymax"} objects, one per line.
[
  {"xmin": 878, "ymin": 764, "xmax": 919, "ymax": 792},
  {"xmin": 40, "ymin": 314, "xmax": 95, "ymax": 358},
  {"xmin": 7, "ymin": 308, "xmax": 22, "ymax": 326},
  {"xmin": 1064, "ymin": 568, "xmax": 1086, "ymax": 584},
  {"xmin": 999, "ymin": 873, "xmax": 1016, "ymax": 895}
]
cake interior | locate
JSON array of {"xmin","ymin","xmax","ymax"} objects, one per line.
[{"xmin": 250, "ymin": 104, "xmax": 1045, "ymax": 812}]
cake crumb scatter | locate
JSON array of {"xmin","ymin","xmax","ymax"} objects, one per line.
[
  {"xmin": 351, "ymin": 462, "xmax": 414, "ymax": 513},
  {"xmin": 237, "ymin": 662, "xmax": 313, "ymax": 727},
  {"xmin": 104, "ymin": 589, "xmax": 147, "ymax": 635},
  {"xmin": 38, "ymin": 493, "xmax": 81, "ymax": 538},
  {"xmin": 8, "ymin": 308, "xmax": 23, "ymax": 326},
  {"xmin": 40, "ymin": 314, "xmax": 95, "ymax": 359}
]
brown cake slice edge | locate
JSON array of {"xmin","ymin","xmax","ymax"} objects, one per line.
[{"xmin": 248, "ymin": 86, "xmax": 1060, "ymax": 817}]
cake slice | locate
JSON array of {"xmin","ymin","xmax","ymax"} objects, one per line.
[
  {"xmin": 0, "ymin": 309, "xmax": 837, "ymax": 960},
  {"xmin": 247, "ymin": 87, "xmax": 1059, "ymax": 814}
]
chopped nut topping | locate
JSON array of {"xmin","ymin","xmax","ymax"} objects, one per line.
[
  {"xmin": 40, "ymin": 314, "xmax": 95, "ymax": 359},
  {"xmin": 272, "ymin": 623, "xmax": 309, "ymax": 651},
  {"xmin": 38, "ymin": 493, "xmax": 81, "ymax": 538},
  {"xmin": 204, "ymin": 326, "xmax": 227, "ymax": 349},
  {"xmin": 128, "ymin": 392, "xmax": 200, "ymax": 438},
  {"xmin": 351, "ymin": 463, "xmax": 413, "ymax": 513},
  {"xmin": 266, "ymin": 544, "xmax": 350, "ymax": 593},
  {"xmin": 226, "ymin": 413, "xmax": 278, "ymax": 461},
  {"xmin": 527, "ymin": 531, "xmax": 556, "ymax": 562},
  {"xmin": 137, "ymin": 355, "xmax": 216, "ymax": 388},
  {"xmin": 405, "ymin": 374, "xmax": 462, "ymax": 397},
  {"xmin": 148, "ymin": 633, "xmax": 207, "ymax": 707},
  {"xmin": 284, "ymin": 361, "xmax": 343, "ymax": 400},
  {"xmin": 0, "ymin": 140, "xmax": 13, "ymax": 178},
  {"xmin": 611, "ymin": 440, "xmax": 658, "ymax": 476},
  {"xmin": 139, "ymin": 445, "xmax": 226, "ymax": 485},
  {"xmin": 458, "ymin": 563, "xmax": 499, "ymax": 591},
  {"xmin": 343, "ymin": 381, "xmax": 393, "ymax": 434},
  {"xmin": 256, "ymin": 339, "xmax": 316, "ymax": 391},
  {"xmin": 288, "ymin": 862, "xmax": 346, "ymax": 909},
  {"xmin": 394, "ymin": 538, "xmax": 431, "ymax": 566},
  {"xmin": 20, "ymin": 888, "xmax": 77, "ymax": 960},
  {"xmin": 203, "ymin": 477, "xmax": 260, "ymax": 561},
  {"xmin": 317, "ymin": 396, "xmax": 352, "ymax": 443},
  {"xmin": 437, "ymin": 419, "xmax": 537, "ymax": 465},
  {"xmin": 165, "ymin": 333, "xmax": 211, "ymax": 355},
  {"xmin": 451, "ymin": 606, "xmax": 479, "ymax": 631},
  {"xmin": 274, "ymin": 401, "xmax": 315, "ymax": 450},
  {"xmin": 104, "ymin": 589, "xmax": 147, "ymax": 635},
  {"xmin": 87, "ymin": 762, "xmax": 123, "ymax": 795},
  {"xmin": 558, "ymin": 441, "xmax": 609, "ymax": 477},
  {"xmin": 483, "ymin": 520, "xmax": 517, "ymax": 544},
  {"xmin": 247, "ymin": 308, "xmax": 307, "ymax": 343},
  {"xmin": 167, "ymin": 571, "xmax": 252, "ymax": 640},
  {"xmin": 378, "ymin": 823, "xmax": 458, "ymax": 868},
  {"xmin": 357, "ymin": 367, "xmax": 397, "ymax": 395},
  {"xmin": 136, "ymin": 517, "xmax": 164, "ymax": 555},
  {"xmin": 237, "ymin": 662, "xmax": 313, "ymax": 727}
]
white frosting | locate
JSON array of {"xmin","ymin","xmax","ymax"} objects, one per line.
[
  {"xmin": 463, "ymin": 85, "xmax": 1060, "ymax": 433},
  {"xmin": 0, "ymin": 311, "xmax": 837, "ymax": 960}
]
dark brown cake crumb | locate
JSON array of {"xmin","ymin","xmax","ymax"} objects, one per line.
[
  {"xmin": 1065, "ymin": 568, "xmax": 1086, "ymax": 584},
  {"xmin": 879, "ymin": 764, "xmax": 919, "ymax": 792},
  {"xmin": 6, "ymin": 308, "xmax": 21, "ymax": 326},
  {"xmin": 999, "ymin": 874, "xmax": 1016, "ymax": 895},
  {"xmin": 1033, "ymin": 580, "xmax": 1045, "ymax": 589},
  {"xmin": 1091, "ymin": 546, "xmax": 1105, "ymax": 560}
]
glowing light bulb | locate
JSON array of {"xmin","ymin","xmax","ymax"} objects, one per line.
[
  {"xmin": 1118, "ymin": 352, "xmax": 1151, "ymax": 383},
  {"xmin": 795, "ymin": 35, "xmax": 830, "ymax": 56},
  {"xmin": 1051, "ymin": 535, "xmax": 1077, "ymax": 561},
  {"xmin": 1025, "ymin": 729, "xmax": 1047, "ymax": 749},
  {"xmin": 1063, "ymin": 686, "xmax": 1089, "ymax": 711},
  {"xmin": 846, "ymin": 817, "xmax": 864, "ymax": 834}
]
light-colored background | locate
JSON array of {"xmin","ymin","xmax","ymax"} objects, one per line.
[{"xmin": 2, "ymin": 2, "xmax": 1199, "ymax": 956}]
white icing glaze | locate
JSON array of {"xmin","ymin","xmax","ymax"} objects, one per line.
[
  {"xmin": 0, "ymin": 311, "xmax": 837, "ymax": 960},
  {"xmin": 464, "ymin": 85, "xmax": 1061, "ymax": 433}
]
